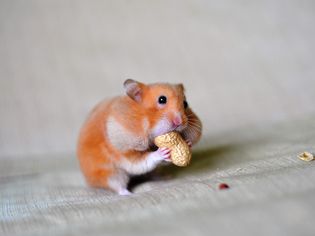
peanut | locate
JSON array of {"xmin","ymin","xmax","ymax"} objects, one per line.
[{"xmin": 154, "ymin": 131, "xmax": 191, "ymax": 167}]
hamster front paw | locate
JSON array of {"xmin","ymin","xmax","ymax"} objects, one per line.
[{"xmin": 155, "ymin": 147, "xmax": 172, "ymax": 162}]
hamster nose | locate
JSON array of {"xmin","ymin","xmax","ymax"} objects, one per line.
[{"xmin": 173, "ymin": 116, "xmax": 183, "ymax": 126}]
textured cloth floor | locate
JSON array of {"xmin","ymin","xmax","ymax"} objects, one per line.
[{"xmin": 1, "ymin": 116, "xmax": 314, "ymax": 236}]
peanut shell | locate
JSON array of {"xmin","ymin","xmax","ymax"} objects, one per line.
[
  {"xmin": 298, "ymin": 151, "xmax": 314, "ymax": 162},
  {"xmin": 154, "ymin": 131, "xmax": 191, "ymax": 167}
]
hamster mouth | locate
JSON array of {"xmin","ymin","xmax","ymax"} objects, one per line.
[
  {"xmin": 151, "ymin": 117, "xmax": 187, "ymax": 138},
  {"xmin": 174, "ymin": 124, "xmax": 186, "ymax": 132},
  {"xmin": 172, "ymin": 121, "xmax": 187, "ymax": 132}
]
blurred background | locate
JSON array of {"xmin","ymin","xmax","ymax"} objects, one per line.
[{"xmin": 1, "ymin": 0, "xmax": 315, "ymax": 159}]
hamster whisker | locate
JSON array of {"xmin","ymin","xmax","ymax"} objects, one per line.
[
  {"xmin": 189, "ymin": 127, "xmax": 201, "ymax": 136},
  {"xmin": 188, "ymin": 121, "xmax": 202, "ymax": 130},
  {"xmin": 188, "ymin": 119, "xmax": 201, "ymax": 125},
  {"xmin": 187, "ymin": 118, "xmax": 199, "ymax": 123},
  {"xmin": 187, "ymin": 116, "xmax": 199, "ymax": 121},
  {"xmin": 184, "ymin": 128, "xmax": 195, "ymax": 139},
  {"xmin": 187, "ymin": 126, "xmax": 201, "ymax": 136},
  {"xmin": 186, "ymin": 114, "xmax": 196, "ymax": 118}
]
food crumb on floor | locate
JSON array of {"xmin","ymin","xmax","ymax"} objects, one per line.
[
  {"xmin": 218, "ymin": 183, "xmax": 230, "ymax": 190},
  {"xmin": 298, "ymin": 152, "xmax": 314, "ymax": 162}
]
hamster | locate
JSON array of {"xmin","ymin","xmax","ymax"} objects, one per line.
[{"xmin": 77, "ymin": 79, "xmax": 202, "ymax": 195}]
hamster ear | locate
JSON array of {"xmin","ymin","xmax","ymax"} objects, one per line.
[
  {"xmin": 177, "ymin": 83, "xmax": 185, "ymax": 92},
  {"xmin": 123, "ymin": 79, "xmax": 144, "ymax": 102}
]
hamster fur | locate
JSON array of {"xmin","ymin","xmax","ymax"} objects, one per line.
[{"xmin": 77, "ymin": 79, "xmax": 202, "ymax": 195}]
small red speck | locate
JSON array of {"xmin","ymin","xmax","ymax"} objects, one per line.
[{"xmin": 218, "ymin": 183, "xmax": 229, "ymax": 190}]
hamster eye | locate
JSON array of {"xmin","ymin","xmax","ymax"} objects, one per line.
[
  {"xmin": 158, "ymin": 96, "xmax": 167, "ymax": 104},
  {"xmin": 183, "ymin": 100, "xmax": 188, "ymax": 109}
]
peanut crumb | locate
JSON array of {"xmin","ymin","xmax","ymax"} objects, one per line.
[{"xmin": 298, "ymin": 151, "xmax": 314, "ymax": 162}]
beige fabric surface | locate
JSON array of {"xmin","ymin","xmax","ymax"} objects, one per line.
[
  {"xmin": 1, "ymin": 0, "xmax": 315, "ymax": 236},
  {"xmin": 1, "ymin": 116, "xmax": 315, "ymax": 236}
]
